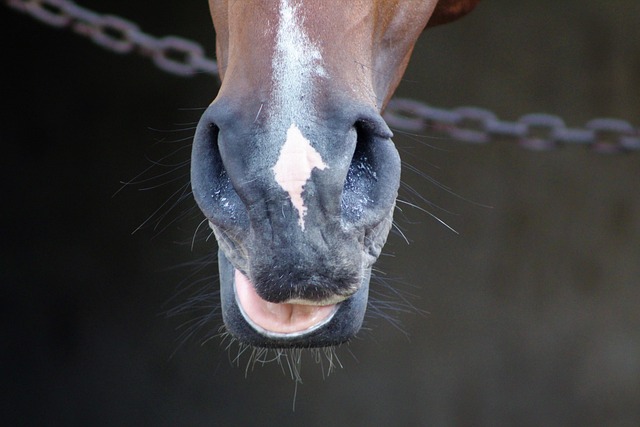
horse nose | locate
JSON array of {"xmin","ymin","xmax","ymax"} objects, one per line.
[{"xmin": 191, "ymin": 101, "xmax": 401, "ymax": 303}]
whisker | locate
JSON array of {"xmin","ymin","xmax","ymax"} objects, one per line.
[{"xmin": 147, "ymin": 126, "xmax": 198, "ymax": 133}]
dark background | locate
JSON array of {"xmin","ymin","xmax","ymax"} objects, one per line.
[{"xmin": 2, "ymin": 1, "xmax": 639, "ymax": 425}]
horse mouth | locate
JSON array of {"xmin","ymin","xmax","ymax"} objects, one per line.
[
  {"xmin": 217, "ymin": 250, "xmax": 371, "ymax": 348},
  {"xmin": 234, "ymin": 269, "xmax": 340, "ymax": 337}
]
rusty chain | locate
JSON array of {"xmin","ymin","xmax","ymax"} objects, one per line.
[{"xmin": 6, "ymin": 0, "xmax": 639, "ymax": 153}]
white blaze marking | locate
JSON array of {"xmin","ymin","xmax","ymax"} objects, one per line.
[
  {"xmin": 272, "ymin": 0, "xmax": 326, "ymax": 115},
  {"xmin": 270, "ymin": 0, "xmax": 328, "ymax": 231},
  {"xmin": 273, "ymin": 123, "xmax": 328, "ymax": 230}
]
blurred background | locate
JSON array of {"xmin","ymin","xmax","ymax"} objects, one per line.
[{"xmin": 2, "ymin": 0, "xmax": 639, "ymax": 425}]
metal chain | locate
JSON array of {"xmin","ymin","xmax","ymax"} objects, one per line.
[
  {"xmin": 384, "ymin": 99, "xmax": 640, "ymax": 153},
  {"xmin": 5, "ymin": 0, "xmax": 218, "ymax": 76},
  {"xmin": 6, "ymin": 0, "xmax": 639, "ymax": 153}
]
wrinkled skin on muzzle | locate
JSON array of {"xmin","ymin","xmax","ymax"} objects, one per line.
[
  {"xmin": 192, "ymin": 100, "xmax": 400, "ymax": 347},
  {"xmin": 192, "ymin": 0, "xmax": 480, "ymax": 348}
]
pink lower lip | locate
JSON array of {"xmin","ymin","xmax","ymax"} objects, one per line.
[{"xmin": 234, "ymin": 269, "xmax": 338, "ymax": 335}]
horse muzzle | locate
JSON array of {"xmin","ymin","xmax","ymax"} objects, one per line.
[{"xmin": 191, "ymin": 101, "xmax": 400, "ymax": 348}]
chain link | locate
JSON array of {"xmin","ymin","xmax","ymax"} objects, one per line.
[
  {"xmin": 6, "ymin": 0, "xmax": 639, "ymax": 153},
  {"xmin": 384, "ymin": 99, "xmax": 639, "ymax": 153},
  {"xmin": 6, "ymin": 0, "xmax": 218, "ymax": 76}
]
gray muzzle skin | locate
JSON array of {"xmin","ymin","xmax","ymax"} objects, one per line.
[
  {"xmin": 191, "ymin": 99, "xmax": 401, "ymax": 348},
  {"xmin": 217, "ymin": 249, "xmax": 371, "ymax": 348}
]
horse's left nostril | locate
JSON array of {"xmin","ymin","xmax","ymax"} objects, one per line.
[{"xmin": 341, "ymin": 117, "xmax": 401, "ymax": 227}]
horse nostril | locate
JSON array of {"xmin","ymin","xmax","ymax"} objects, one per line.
[
  {"xmin": 191, "ymin": 118, "xmax": 247, "ymax": 232},
  {"xmin": 342, "ymin": 125, "xmax": 375, "ymax": 222},
  {"xmin": 341, "ymin": 118, "xmax": 400, "ymax": 227}
]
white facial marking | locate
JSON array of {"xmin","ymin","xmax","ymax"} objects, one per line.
[
  {"xmin": 270, "ymin": 0, "xmax": 328, "ymax": 231},
  {"xmin": 272, "ymin": 0, "xmax": 326, "ymax": 116},
  {"xmin": 273, "ymin": 123, "xmax": 328, "ymax": 230}
]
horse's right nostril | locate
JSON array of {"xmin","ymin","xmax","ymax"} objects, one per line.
[{"xmin": 191, "ymin": 117, "xmax": 247, "ymax": 232}]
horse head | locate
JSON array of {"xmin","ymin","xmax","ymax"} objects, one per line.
[{"xmin": 191, "ymin": 0, "xmax": 479, "ymax": 348}]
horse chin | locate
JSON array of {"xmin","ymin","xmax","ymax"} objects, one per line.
[{"xmin": 217, "ymin": 250, "xmax": 370, "ymax": 348}]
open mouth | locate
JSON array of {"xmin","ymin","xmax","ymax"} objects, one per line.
[
  {"xmin": 217, "ymin": 250, "xmax": 370, "ymax": 348},
  {"xmin": 234, "ymin": 269, "xmax": 340, "ymax": 337}
]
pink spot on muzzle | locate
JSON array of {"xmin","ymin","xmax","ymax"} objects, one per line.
[
  {"xmin": 234, "ymin": 269, "xmax": 337, "ymax": 335},
  {"xmin": 272, "ymin": 123, "xmax": 328, "ymax": 230}
]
